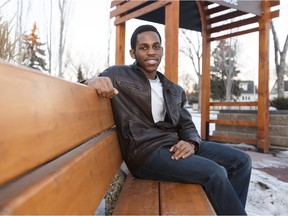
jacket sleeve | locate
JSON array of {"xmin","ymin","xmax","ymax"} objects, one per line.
[{"xmin": 177, "ymin": 90, "xmax": 202, "ymax": 146}]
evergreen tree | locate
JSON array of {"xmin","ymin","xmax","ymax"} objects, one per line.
[
  {"xmin": 211, "ymin": 39, "xmax": 241, "ymax": 101},
  {"xmin": 22, "ymin": 23, "xmax": 47, "ymax": 72},
  {"xmin": 77, "ymin": 65, "xmax": 85, "ymax": 82}
]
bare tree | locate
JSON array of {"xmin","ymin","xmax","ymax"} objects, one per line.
[
  {"xmin": 15, "ymin": 0, "xmax": 31, "ymax": 64},
  {"xmin": 179, "ymin": 29, "xmax": 202, "ymax": 110},
  {"xmin": 45, "ymin": 0, "xmax": 53, "ymax": 75},
  {"xmin": 271, "ymin": 21, "xmax": 288, "ymax": 98},
  {"xmin": 225, "ymin": 38, "xmax": 239, "ymax": 101},
  {"xmin": 0, "ymin": 16, "xmax": 17, "ymax": 62},
  {"xmin": 57, "ymin": 0, "xmax": 72, "ymax": 78},
  {"xmin": 0, "ymin": 0, "xmax": 11, "ymax": 9}
]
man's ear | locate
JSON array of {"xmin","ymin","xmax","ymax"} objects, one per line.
[{"xmin": 129, "ymin": 49, "xmax": 135, "ymax": 59}]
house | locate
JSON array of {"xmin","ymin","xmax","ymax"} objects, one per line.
[{"xmin": 239, "ymin": 80, "xmax": 258, "ymax": 101}]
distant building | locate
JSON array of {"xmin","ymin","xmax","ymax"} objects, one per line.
[
  {"xmin": 239, "ymin": 80, "xmax": 258, "ymax": 101},
  {"xmin": 270, "ymin": 80, "xmax": 288, "ymax": 100}
]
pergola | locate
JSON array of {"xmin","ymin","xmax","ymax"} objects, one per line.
[{"xmin": 109, "ymin": 0, "xmax": 280, "ymax": 152}]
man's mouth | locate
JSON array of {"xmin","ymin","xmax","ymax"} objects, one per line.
[{"xmin": 145, "ymin": 59, "xmax": 158, "ymax": 65}]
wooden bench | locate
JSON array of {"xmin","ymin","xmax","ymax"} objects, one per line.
[{"xmin": 0, "ymin": 61, "xmax": 216, "ymax": 215}]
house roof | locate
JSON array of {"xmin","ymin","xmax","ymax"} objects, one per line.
[{"xmin": 240, "ymin": 80, "xmax": 257, "ymax": 94}]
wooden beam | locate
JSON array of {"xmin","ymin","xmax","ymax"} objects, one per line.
[
  {"xmin": 197, "ymin": 1, "xmax": 211, "ymax": 140},
  {"xmin": 110, "ymin": 1, "xmax": 148, "ymax": 18},
  {"xmin": 110, "ymin": 0, "xmax": 126, "ymax": 8},
  {"xmin": 257, "ymin": 0, "xmax": 271, "ymax": 152},
  {"xmin": 210, "ymin": 27, "xmax": 259, "ymax": 41},
  {"xmin": 164, "ymin": 0, "xmax": 179, "ymax": 83},
  {"xmin": 206, "ymin": 5, "xmax": 229, "ymax": 16},
  {"xmin": 209, "ymin": 16, "xmax": 259, "ymax": 34},
  {"xmin": 115, "ymin": 23, "xmax": 125, "ymax": 65},
  {"xmin": 208, "ymin": 119, "xmax": 258, "ymax": 127},
  {"xmin": 114, "ymin": 1, "xmax": 170, "ymax": 26},
  {"xmin": 210, "ymin": 101, "xmax": 258, "ymax": 107},
  {"xmin": 210, "ymin": 10, "xmax": 247, "ymax": 25},
  {"xmin": 209, "ymin": 135, "xmax": 258, "ymax": 145}
]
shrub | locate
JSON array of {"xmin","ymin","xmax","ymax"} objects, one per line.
[{"xmin": 270, "ymin": 97, "xmax": 288, "ymax": 110}]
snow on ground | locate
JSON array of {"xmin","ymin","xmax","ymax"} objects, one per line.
[
  {"xmin": 247, "ymin": 169, "xmax": 288, "ymax": 216},
  {"xmin": 190, "ymin": 110, "xmax": 288, "ymax": 216}
]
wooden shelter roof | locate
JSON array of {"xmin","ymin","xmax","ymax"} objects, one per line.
[{"xmin": 110, "ymin": 0, "xmax": 279, "ymax": 41}]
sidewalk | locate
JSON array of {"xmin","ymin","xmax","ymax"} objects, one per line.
[
  {"xmin": 246, "ymin": 150, "xmax": 288, "ymax": 183},
  {"xmin": 229, "ymin": 143, "xmax": 288, "ymax": 183}
]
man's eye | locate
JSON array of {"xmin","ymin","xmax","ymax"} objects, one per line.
[
  {"xmin": 153, "ymin": 45, "xmax": 160, "ymax": 50},
  {"xmin": 140, "ymin": 46, "xmax": 147, "ymax": 50}
]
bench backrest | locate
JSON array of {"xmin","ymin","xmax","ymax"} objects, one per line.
[{"xmin": 0, "ymin": 61, "xmax": 122, "ymax": 214}]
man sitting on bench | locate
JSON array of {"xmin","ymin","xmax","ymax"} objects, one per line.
[{"xmin": 85, "ymin": 24, "xmax": 252, "ymax": 215}]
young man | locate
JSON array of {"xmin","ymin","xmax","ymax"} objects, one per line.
[{"xmin": 86, "ymin": 25, "xmax": 251, "ymax": 215}]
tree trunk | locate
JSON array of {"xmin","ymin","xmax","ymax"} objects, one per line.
[{"xmin": 271, "ymin": 21, "xmax": 288, "ymax": 98}]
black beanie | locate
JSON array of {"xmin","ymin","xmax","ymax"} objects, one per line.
[{"xmin": 130, "ymin": 25, "xmax": 162, "ymax": 50}]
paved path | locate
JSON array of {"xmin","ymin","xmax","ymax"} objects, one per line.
[{"xmin": 246, "ymin": 150, "xmax": 288, "ymax": 183}]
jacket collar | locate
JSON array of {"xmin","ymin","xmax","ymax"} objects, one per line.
[{"xmin": 131, "ymin": 61, "xmax": 178, "ymax": 95}]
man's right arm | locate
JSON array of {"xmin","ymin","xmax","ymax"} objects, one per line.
[{"xmin": 85, "ymin": 76, "xmax": 118, "ymax": 98}]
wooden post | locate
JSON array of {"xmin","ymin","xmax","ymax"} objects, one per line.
[
  {"xmin": 115, "ymin": 23, "xmax": 126, "ymax": 65},
  {"xmin": 257, "ymin": 0, "xmax": 271, "ymax": 152},
  {"xmin": 165, "ymin": 0, "xmax": 179, "ymax": 83},
  {"xmin": 196, "ymin": 1, "xmax": 211, "ymax": 140},
  {"xmin": 200, "ymin": 34, "xmax": 211, "ymax": 140}
]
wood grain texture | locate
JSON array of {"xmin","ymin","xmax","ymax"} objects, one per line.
[
  {"xmin": 113, "ymin": 176, "xmax": 159, "ymax": 215},
  {"xmin": 0, "ymin": 61, "xmax": 114, "ymax": 185},
  {"xmin": 0, "ymin": 130, "xmax": 122, "ymax": 215},
  {"xmin": 160, "ymin": 182, "xmax": 216, "ymax": 215}
]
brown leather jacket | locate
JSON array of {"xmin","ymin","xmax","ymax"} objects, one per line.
[{"xmin": 100, "ymin": 63, "xmax": 201, "ymax": 174}]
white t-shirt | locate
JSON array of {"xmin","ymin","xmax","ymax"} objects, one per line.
[{"xmin": 149, "ymin": 76, "xmax": 166, "ymax": 123}]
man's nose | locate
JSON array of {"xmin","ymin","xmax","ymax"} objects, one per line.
[{"xmin": 147, "ymin": 47, "xmax": 156, "ymax": 55}]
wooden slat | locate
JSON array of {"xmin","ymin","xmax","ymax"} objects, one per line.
[
  {"xmin": 210, "ymin": 101, "xmax": 258, "ymax": 107},
  {"xmin": 206, "ymin": 5, "xmax": 229, "ymax": 16},
  {"xmin": 270, "ymin": 0, "xmax": 280, "ymax": 7},
  {"xmin": 210, "ymin": 27, "xmax": 259, "ymax": 41},
  {"xmin": 111, "ymin": 0, "xmax": 126, "ymax": 8},
  {"xmin": 0, "ymin": 130, "xmax": 122, "ymax": 215},
  {"xmin": 0, "ymin": 61, "xmax": 114, "ymax": 185},
  {"xmin": 160, "ymin": 182, "xmax": 216, "ymax": 215},
  {"xmin": 113, "ymin": 176, "xmax": 159, "ymax": 215},
  {"xmin": 209, "ymin": 16, "xmax": 259, "ymax": 34},
  {"xmin": 210, "ymin": 10, "xmax": 247, "ymax": 24},
  {"xmin": 271, "ymin": 10, "xmax": 280, "ymax": 19},
  {"xmin": 114, "ymin": 1, "xmax": 170, "ymax": 26},
  {"xmin": 209, "ymin": 135, "xmax": 258, "ymax": 145},
  {"xmin": 209, "ymin": 119, "xmax": 257, "ymax": 127},
  {"xmin": 110, "ymin": 1, "xmax": 148, "ymax": 18}
]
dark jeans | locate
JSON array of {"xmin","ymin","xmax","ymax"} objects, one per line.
[{"xmin": 134, "ymin": 141, "xmax": 252, "ymax": 215}]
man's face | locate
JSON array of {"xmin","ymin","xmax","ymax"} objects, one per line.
[{"xmin": 130, "ymin": 31, "xmax": 163, "ymax": 79}]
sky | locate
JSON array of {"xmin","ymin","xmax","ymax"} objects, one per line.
[{"xmin": 1, "ymin": 0, "xmax": 287, "ymax": 85}]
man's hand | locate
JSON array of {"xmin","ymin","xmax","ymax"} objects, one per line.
[
  {"xmin": 86, "ymin": 77, "xmax": 118, "ymax": 98},
  {"xmin": 170, "ymin": 140, "xmax": 196, "ymax": 160}
]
